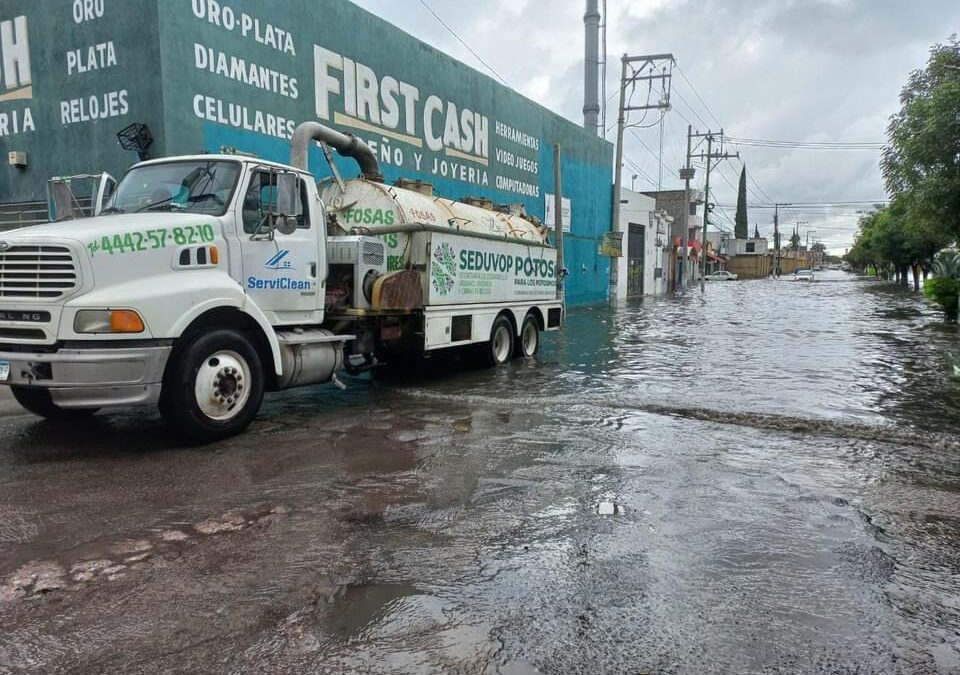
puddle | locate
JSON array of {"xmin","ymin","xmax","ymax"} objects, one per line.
[{"xmin": 325, "ymin": 582, "xmax": 419, "ymax": 638}]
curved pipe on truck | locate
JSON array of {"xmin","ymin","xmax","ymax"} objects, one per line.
[{"xmin": 290, "ymin": 122, "xmax": 383, "ymax": 182}]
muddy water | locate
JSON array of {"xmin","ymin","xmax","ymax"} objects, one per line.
[{"xmin": 1, "ymin": 271, "xmax": 959, "ymax": 673}]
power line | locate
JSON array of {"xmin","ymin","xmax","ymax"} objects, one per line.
[
  {"xmin": 629, "ymin": 128, "xmax": 680, "ymax": 182},
  {"xmin": 623, "ymin": 156, "xmax": 658, "ymax": 189},
  {"xmin": 725, "ymin": 136, "xmax": 885, "ymax": 150},
  {"xmin": 720, "ymin": 200, "xmax": 890, "ymax": 207},
  {"xmin": 670, "ymin": 89, "xmax": 708, "ymax": 129},
  {"xmin": 674, "ymin": 64, "xmax": 724, "ymax": 129},
  {"xmin": 670, "ymin": 67, "xmax": 782, "ymax": 206},
  {"xmin": 417, "ymin": 0, "xmax": 510, "ymax": 87}
]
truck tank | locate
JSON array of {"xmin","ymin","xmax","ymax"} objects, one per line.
[
  {"xmin": 319, "ymin": 179, "xmax": 550, "ymax": 272},
  {"xmin": 289, "ymin": 121, "xmax": 554, "ymax": 273}
]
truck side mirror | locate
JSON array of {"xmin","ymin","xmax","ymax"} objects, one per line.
[
  {"xmin": 48, "ymin": 181, "xmax": 80, "ymax": 221},
  {"xmin": 93, "ymin": 173, "xmax": 116, "ymax": 216},
  {"xmin": 274, "ymin": 173, "xmax": 300, "ymax": 235}
]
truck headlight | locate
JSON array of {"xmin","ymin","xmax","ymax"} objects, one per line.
[{"xmin": 74, "ymin": 309, "xmax": 145, "ymax": 334}]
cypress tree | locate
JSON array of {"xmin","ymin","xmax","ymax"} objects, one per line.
[{"xmin": 735, "ymin": 165, "xmax": 748, "ymax": 239}]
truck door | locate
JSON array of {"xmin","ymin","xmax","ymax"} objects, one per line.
[{"xmin": 236, "ymin": 167, "xmax": 321, "ymax": 321}]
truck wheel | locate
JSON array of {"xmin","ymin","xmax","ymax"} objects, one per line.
[
  {"xmin": 484, "ymin": 316, "xmax": 514, "ymax": 367},
  {"xmin": 516, "ymin": 314, "xmax": 540, "ymax": 358},
  {"xmin": 11, "ymin": 387, "xmax": 98, "ymax": 419},
  {"xmin": 160, "ymin": 329, "xmax": 265, "ymax": 443}
]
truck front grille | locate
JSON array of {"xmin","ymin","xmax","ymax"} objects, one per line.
[{"xmin": 0, "ymin": 245, "xmax": 79, "ymax": 300}]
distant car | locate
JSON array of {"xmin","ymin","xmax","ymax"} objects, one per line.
[
  {"xmin": 705, "ymin": 270, "xmax": 738, "ymax": 281},
  {"xmin": 794, "ymin": 269, "xmax": 815, "ymax": 281}
]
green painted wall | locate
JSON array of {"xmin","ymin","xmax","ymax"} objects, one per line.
[
  {"xmin": 0, "ymin": 0, "xmax": 165, "ymax": 201},
  {"xmin": 0, "ymin": 0, "xmax": 613, "ymax": 304}
]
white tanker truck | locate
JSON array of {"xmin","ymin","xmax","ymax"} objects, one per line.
[{"xmin": 0, "ymin": 123, "xmax": 563, "ymax": 442}]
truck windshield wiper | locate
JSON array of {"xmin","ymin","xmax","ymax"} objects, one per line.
[
  {"xmin": 136, "ymin": 199, "xmax": 186, "ymax": 213},
  {"xmin": 144, "ymin": 203, "xmax": 187, "ymax": 212},
  {"xmin": 100, "ymin": 206, "xmax": 125, "ymax": 214},
  {"xmin": 187, "ymin": 193, "xmax": 225, "ymax": 206}
]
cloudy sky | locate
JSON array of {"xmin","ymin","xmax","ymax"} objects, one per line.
[{"xmin": 351, "ymin": 0, "xmax": 959, "ymax": 253}]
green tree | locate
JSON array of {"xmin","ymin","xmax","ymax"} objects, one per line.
[
  {"xmin": 735, "ymin": 165, "xmax": 748, "ymax": 239},
  {"xmin": 882, "ymin": 36, "xmax": 960, "ymax": 241},
  {"xmin": 847, "ymin": 206, "xmax": 889, "ymax": 276},
  {"xmin": 846, "ymin": 198, "xmax": 951, "ymax": 287}
]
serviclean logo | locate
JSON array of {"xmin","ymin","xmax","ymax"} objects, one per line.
[
  {"xmin": 265, "ymin": 249, "xmax": 293, "ymax": 270},
  {"xmin": 249, "ymin": 249, "xmax": 310, "ymax": 291}
]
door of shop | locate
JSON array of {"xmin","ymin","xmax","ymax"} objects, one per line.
[{"xmin": 627, "ymin": 223, "xmax": 645, "ymax": 297}]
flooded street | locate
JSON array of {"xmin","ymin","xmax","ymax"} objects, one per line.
[{"xmin": 2, "ymin": 270, "xmax": 960, "ymax": 674}]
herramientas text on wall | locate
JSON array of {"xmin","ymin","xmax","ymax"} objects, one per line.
[{"xmin": 0, "ymin": 0, "xmax": 614, "ymax": 305}]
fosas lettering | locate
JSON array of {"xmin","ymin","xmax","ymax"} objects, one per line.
[
  {"xmin": 343, "ymin": 207, "xmax": 395, "ymax": 226},
  {"xmin": 314, "ymin": 45, "xmax": 489, "ymax": 160}
]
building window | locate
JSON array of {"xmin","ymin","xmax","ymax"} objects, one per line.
[{"xmin": 746, "ymin": 242, "xmax": 756, "ymax": 253}]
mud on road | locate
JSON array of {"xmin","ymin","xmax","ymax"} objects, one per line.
[{"xmin": 2, "ymin": 273, "xmax": 960, "ymax": 673}]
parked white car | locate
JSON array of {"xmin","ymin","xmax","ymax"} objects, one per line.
[{"xmin": 705, "ymin": 270, "xmax": 739, "ymax": 281}]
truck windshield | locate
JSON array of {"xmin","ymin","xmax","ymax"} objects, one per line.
[{"xmin": 103, "ymin": 160, "xmax": 241, "ymax": 216}]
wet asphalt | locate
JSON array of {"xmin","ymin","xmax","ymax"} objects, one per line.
[{"xmin": 1, "ymin": 271, "xmax": 960, "ymax": 674}]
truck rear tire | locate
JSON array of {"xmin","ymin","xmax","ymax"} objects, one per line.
[
  {"xmin": 484, "ymin": 316, "xmax": 515, "ymax": 367},
  {"xmin": 516, "ymin": 314, "xmax": 540, "ymax": 358},
  {"xmin": 11, "ymin": 387, "xmax": 98, "ymax": 419},
  {"xmin": 160, "ymin": 328, "xmax": 265, "ymax": 444}
]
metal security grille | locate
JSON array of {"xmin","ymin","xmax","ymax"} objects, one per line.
[
  {"xmin": 0, "ymin": 245, "xmax": 79, "ymax": 300},
  {"xmin": 362, "ymin": 241, "xmax": 385, "ymax": 266}
]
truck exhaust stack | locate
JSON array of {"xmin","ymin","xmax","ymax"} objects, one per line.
[{"xmin": 290, "ymin": 122, "xmax": 383, "ymax": 182}]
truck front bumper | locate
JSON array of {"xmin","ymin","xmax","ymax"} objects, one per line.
[{"xmin": 0, "ymin": 344, "xmax": 172, "ymax": 409}]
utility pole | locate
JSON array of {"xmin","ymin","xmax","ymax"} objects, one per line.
[
  {"xmin": 610, "ymin": 53, "xmax": 674, "ymax": 304},
  {"xmin": 701, "ymin": 134, "xmax": 714, "ymax": 293},
  {"xmin": 773, "ymin": 205, "xmax": 780, "ymax": 276},
  {"xmin": 554, "ymin": 144, "xmax": 565, "ymax": 309},
  {"xmin": 773, "ymin": 203, "xmax": 791, "ymax": 277},
  {"xmin": 690, "ymin": 130, "xmax": 738, "ymax": 292},
  {"xmin": 678, "ymin": 125, "xmax": 695, "ymax": 291},
  {"xmin": 610, "ymin": 56, "xmax": 628, "ymax": 304}
]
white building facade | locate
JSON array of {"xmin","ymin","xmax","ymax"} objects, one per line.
[{"xmin": 615, "ymin": 189, "xmax": 670, "ymax": 299}]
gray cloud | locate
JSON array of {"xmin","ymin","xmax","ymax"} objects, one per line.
[{"xmin": 351, "ymin": 0, "xmax": 960, "ymax": 251}]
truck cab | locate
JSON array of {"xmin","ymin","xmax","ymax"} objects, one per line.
[{"xmin": 0, "ymin": 153, "xmax": 337, "ymax": 439}]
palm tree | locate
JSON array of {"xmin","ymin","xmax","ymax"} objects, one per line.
[
  {"xmin": 933, "ymin": 250, "xmax": 960, "ymax": 279},
  {"xmin": 926, "ymin": 250, "xmax": 960, "ymax": 322}
]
